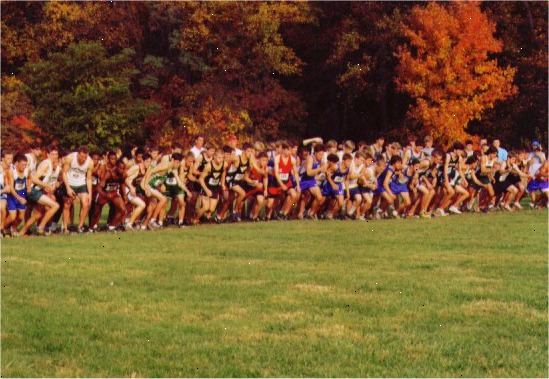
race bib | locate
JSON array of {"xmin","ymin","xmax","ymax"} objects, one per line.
[
  {"xmin": 208, "ymin": 177, "xmax": 220, "ymax": 186},
  {"xmin": 279, "ymin": 173, "xmax": 289, "ymax": 181},
  {"xmin": 234, "ymin": 173, "xmax": 244, "ymax": 181},
  {"xmin": 70, "ymin": 170, "xmax": 84, "ymax": 180},
  {"xmin": 105, "ymin": 183, "xmax": 119, "ymax": 192},
  {"xmin": 333, "ymin": 176, "xmax": 344, "ymax": 183},
  {"xmin": 92, "ymin": 177, "xmax": 98, "ymax": 186},
  {"xmin": 15, "ymin": 182, "xmax": 26, "ymax": 191},
  {"xmin": 165, "ymin": 177, "xmax": 177, "ymax": 185}
]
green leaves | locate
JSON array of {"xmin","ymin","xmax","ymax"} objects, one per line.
[{"xmin": 21, "ymin": 42, "xmax": 157, "ymax": 151}]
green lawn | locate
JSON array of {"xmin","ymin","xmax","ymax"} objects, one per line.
[{"xmin": 1, "ymin": 210, "xmax": 547, "ymax": 377}]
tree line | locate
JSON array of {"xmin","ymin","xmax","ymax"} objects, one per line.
[{"xmin": 1, "ymin": 1, "xmax": 546, "ymax": 151}]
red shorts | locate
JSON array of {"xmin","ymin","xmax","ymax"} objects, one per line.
[{"xmin": 267, "ymin": 181, "xmax": 293, "ymax": 198}]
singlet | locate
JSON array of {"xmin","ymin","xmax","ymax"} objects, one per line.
[
  {"xmin": 197, "ymin": 153, "xmax": 212, "ymax": 173},
  {"xmin": 205, "ymin": 161, "xmax": 224, "ymax": 188},
  {"xmin": 234, "ymin": 155, "xmax": 249, "ymax": 182},
  {"xmin": 32, "ymin": 159, "xmax": 61, "ymax": 190},
  {"xmin": 67, "ymin": 152, "xmax": 92, "ymax": 187},
  {"xmin": 300, "ymin": 157, "xmax": 319, "ymax": 182},
  {"xmin": 331, "ymin": 163, "xmax": 349, "ymax": 184},
  {"xmin": 12, "ymin": 167, "xmax": 29, "ymax": 193},
  {"xmin": 104, "ymin": 167, "xmax": 123, "ymax": 192},
  {"xmin": 348, "ymin": 161, "xmax": 363, "ymax": 189},
  {"xmin": 477, "ymin": 157, "xmax": 496, "ymax": 178},
  {"xmin": 277, "ymin": 156, "xmax": 293, "ymax": 183},
  {"xmin": 377, "ymin": 166, "xmax": 394, "ymax": 187},
  {"xmin": 132, "ymin": 165, "xmax": 146, "ymax": 191},
  {"xmin": 226, "ymin": 163, "xmax": 237, "ymax": 185},
  {"xmin": 165, "ymin": 169, "xmax": 179, "ymax": 187},
  {"xmin": 0, "ymin": 166, "xmax": 4, "ymax": 192}
]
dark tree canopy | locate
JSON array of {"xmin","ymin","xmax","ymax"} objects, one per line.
[{"xmin": 2, "ymin": 1, "xmax": 546, "ymax": 149}]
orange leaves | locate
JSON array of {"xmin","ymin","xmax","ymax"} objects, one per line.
[
  {"xmin": 181, "ymin": 97, "xmax": 251, "ymax": 146},
  {"xmin": 396, "ymin": 2, "xmax": 517, "ymax": 147}
]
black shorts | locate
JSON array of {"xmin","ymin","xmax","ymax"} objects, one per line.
[{"xmin": 200, "ymin": 185, "xmax": 221, "ymax": 199}]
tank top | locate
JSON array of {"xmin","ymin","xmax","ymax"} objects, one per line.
[
  {"xmin": 226, "ymin": 163, "xmax": 237, "ymax": 184},
  {"xmin": 205, "ymin": 161, "xmax": 224, "ymax": 188},
  {"xmin": 33, "ymin": 159, "xmax": 61, "ymax": 190},
  {"xmin": 0, "ymin": 167, "xmax": 4, "ymax": 191},
  {"xmin": 348, "ymin": 162, "xmax": 363, "ymax": 188},
  {"xmin": 12, "ymin": 167, "xmax": 29, "ymax": 192},
  {"xmin": 300, "ymin": 157, "xmax": 319, "ymax": 182},
  {"xmin": 165, "ymin": 169, "xmax": 179, "ymax": 187},
  {"xmin": 104, "ymin": 167, "xmax": 123, "ymax": 192},
  {"xmin": 332, "ymin": 163, "xmax": 349, "ymax": 184},
  {"xmin": 234, "ymin": 156, "xmax": 249, "ymax": 182},
  {"xmin": 197, "ymin": 153, "xmax": 212, "ymax": 173},
  {"xmin": 67, "ymin": 152, "xmax": 91, "ymax": 187},
  {"xmin": 277, "ymin": 156, "xmax": 292, "ymax": 183}
]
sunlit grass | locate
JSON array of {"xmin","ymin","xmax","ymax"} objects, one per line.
[{"xmin": 1, "ymin": 210, "xmax": 547, "ymax": 377}]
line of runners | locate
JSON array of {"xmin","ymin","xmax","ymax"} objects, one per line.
[{"xmin": 1, "ymin": 135, "xmax": 547, "ymax": 236}]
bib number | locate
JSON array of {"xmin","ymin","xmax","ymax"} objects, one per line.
[
  {"xmin": 165, "ymin": 177, "xmax": 177, "ymax": 185},
  {"xmin": 279, "ymin": 173, "xmax": 289, "ymax": 181},
  {"xmin": 208, "ymin": 177, "xmax": 220, "ymax": 186}
]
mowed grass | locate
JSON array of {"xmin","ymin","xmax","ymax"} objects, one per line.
[{"xmin": 1, "ymin": 210, "xmax": 547, "ymax": 377}]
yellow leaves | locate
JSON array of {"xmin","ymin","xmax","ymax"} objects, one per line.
[{"xmin": 181, "ymin": 97, "xmax": 252, "ymax": 146}]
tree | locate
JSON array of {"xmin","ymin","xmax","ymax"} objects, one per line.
[
  {"xmin": 0, "ymin": 75, "xmax": 43, "ymax": 151},
  {"xmin": 395, "ymin": 2, "xmax": 517, "ymax": 146},
  {"xmin": 21, "ymin": 42, "xmax": 157, "ymax": 151}
]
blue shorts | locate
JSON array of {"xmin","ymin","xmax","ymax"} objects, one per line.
[
  {"xmin": 390, "ymin": 182, "xmax": 409, "ymax": 195},
  {"xmin": 321, "ymin": 182, "xmax": 344, "ymax": 197},
  {"xmin": 7, "ymin": 190, "xmax": 27, "ymax": 211},
  {"xmin": 361, "ymin": 186, "xmax": 373, "ymax": 194},
  {"xmin": 300, "ymin": 179, "xmax": 317, "ymax": 192},
  {"xmin": 349, "ymin": 187, "xmax": 362, "ymax": 198},
  {"xmin": 527, "ymin": 179, "xmax": 549, "ymax": 193}
]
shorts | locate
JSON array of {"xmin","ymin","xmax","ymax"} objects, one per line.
[
  {"xmin": 7, "ymin": 190, "xmax": 27, "ymax": 211},
  {"xmin": 300, "ymin": 179, "xmax": 317, "ymax": 192},
  {"xmin": 390, "ymin": 182, "xmax": 409, "ymax": 195},
  {"xmin": 28, "ymin": 188, "xmax": 44, "ymax": 203},
  {"xmin": 477, "ymin": 176, "xmax": 491, "ymax": 185},
  {"xmin": 268, "ymin": 181, "xmax": 293, "ymax": 198},
  {"xmin": 527, "ymin": 179, "xmax": 549, "ymax": 193},
  {"xmin": 164, "ymin": 185, "xmax": 185, "ymax": 198},
  {"xmin": 60, "ymin": 184, "xmax": 88, "ymax": 198},
  {"xmin": 321, "ymin": 182, "xmax": 343, "ymax": 197},
  {"xmin": 201, "ymin": 185, "xmax": 221, "ymax": 199},
  {"xmin": 187, "ymin": 181, "xmax": 201, "ymax": 193},
  {"xmin": 360, "ymin": 186, "xmax": 373, "ymax": 194},
  {"xmin": 349, "ymin": 186, "xmax": 362, "ymax": 198},
  {"xmin": 0, "ymin": 193, "xmax": 6, "ymax": 201}
]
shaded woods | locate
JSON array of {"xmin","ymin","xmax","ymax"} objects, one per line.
[{"xmin": 1, "ymin": 1, "xmax": 546, "ymax": 150}]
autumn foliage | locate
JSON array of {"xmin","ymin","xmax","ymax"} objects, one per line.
[
  {"xmin": 395, "ymin": 2, "xmax": 517, "ymax": 146},
  {"xmin": 1, "ymin": 2, "xmax": 545, "ymax": 149}
]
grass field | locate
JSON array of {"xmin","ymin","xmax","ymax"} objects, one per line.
[{"xmin": 1, "ymin": 210, "xmax": 547, "ymax": 377}]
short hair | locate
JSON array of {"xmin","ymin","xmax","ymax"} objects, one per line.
[
  {"xmin": 107, "ymin": 151, "xmax": 117, "ymax": 158},
  {"xmin": 281, "ymin": 142, "xmax": 290, "ymax": 150},
  {"xmin": 313, "ymin": 144, "xmax": 325, "ymax": 153},
  {"xmin": 172, "ymin": 153, "xmax": 183, "ymax": 161},
  {"xmin": 363, "ymin": 152, "xmax": 373, "ymax": 161},
  {"xmin": 342, "ymin": 153, "xmax": 353, "ymax": 161},
  {"xmin": 242, "ymin": 142, "xmax": 253, "ymax": 150},
  {"xmin": 465, "ymin": 155, "xmax": 477, "ymax": 164},
  {"xmin": 424, "ymin": 135, "xmax": 433, "ymax": 143},
  {"xmin": 452, "ymin": 142, "xmax": 465, "ymax": 151},
  {"xmin": 465, "ymin": 139, "xmax": 473, "ymax": 145},
  {"xmin": 327, "ymin": 153, "xmax": 339, "ymax": 163},
  {"xmin": 77, "ymin": 146, "xmax": 89, "ymax": 154},
  {"xmin": 222, "ymin": 145, "xmax": 233, "ymax": 153},
  {"xmin": 344, "ymin": 140, "xmax": 355, "ymax": 150},
  {"xmin": 487, "ymin": 146, "xmax": 498, "ymax": 154},
  {"xmin": 142, "ymin": 153, "xmax": 151, "ymax": 160},
  {"xmin": 14, "ymin": 153, "xmax": 28, "ymax": 163},
  {"xmin": 389, "ymin": 155, "xmax": 402, "ymax": 165},
  {"xmin": 257, "ymin": 151, "xmax": 268, "ymax": 159}
]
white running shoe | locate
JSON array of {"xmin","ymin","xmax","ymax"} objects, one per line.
[
  {"xmin": 513, "ymin": 202, "xmax": 523, "ymax": 210},
  {"xmin": 448, "ymin": 206, "xmax": 462, "ymax": 214}
]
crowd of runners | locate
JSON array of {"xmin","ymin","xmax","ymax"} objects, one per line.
[{"xmin": 1, "ymin": 134, "xmax": 547, "ymax": 237}]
